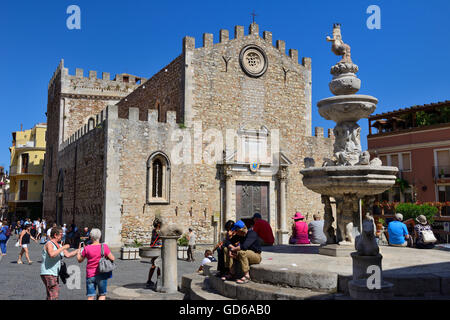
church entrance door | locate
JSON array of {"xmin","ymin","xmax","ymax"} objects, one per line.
[{"xmin": 235, "ymin": 181, "xmax": 269, "ymax": 221}]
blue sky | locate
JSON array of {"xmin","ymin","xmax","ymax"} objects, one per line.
[{"xmin": 1, "ymin": 0, "xmax": 449, "ymax": 169}]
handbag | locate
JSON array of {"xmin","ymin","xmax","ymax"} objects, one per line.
[
  {"xmin": 59, "ymin": 260, "xmax": 70, "ymax": 284},
  {"xmin": 98, "ymin": 243, "xmax": 116, "ymax": 273},
  {"xmin": 421, "ymin": 229, "xmax": 437, "ymax": 244},
  {"xmin": 15, "ymin": 241, "xmax": 20, "ymax": 247},
  {"xmin": 50, "ymin": 241, "xmax": 71, "ymax": 284}
]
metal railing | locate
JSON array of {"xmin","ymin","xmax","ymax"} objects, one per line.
[
  {"xmin": 433, "ymin": 166, "xmax": 450, "ymax": 179},
  {"xmin": 9, "ymin": 166, "xmax": 43, "ymax": 175},
  {"xmin": 8, "ymin": 192, "xmax": 43, "ymax": 202}
]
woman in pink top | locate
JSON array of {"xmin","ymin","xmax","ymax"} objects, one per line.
[
  {"xmin": 289, "ymin": 212, "xmax": 310, "ymax": 244},
  {"xmin": 76, "ymin": 228, "xmax": 115, "ymax": 300}
]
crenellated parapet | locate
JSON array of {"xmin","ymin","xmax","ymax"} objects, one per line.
[
  {"xmin": 59, "ymin": 105, "xmax": 177, "ymax": 151},
  {"xmin": 48, "ymin": 60, "xmax": 147, "ymax": 99},
  {"xmin": 181, "ymin": 23, "xmax": 310, "ymax": 68}
]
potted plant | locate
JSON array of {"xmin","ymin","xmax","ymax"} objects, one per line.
[
  {"xmin": 177, "ymin": 234, "xmax": 189, "ymax": 260},
  {"xmin": 120, "ymin": 239, "xmax": 142, "ymax": 260}
]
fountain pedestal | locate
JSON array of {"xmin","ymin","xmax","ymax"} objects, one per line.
[
  {"xmin": 348, "ymin": 252, "xmax": 394, "ymax": 299},
  {"xmin": 319, "ymin": 243, "xmax": 354, "ymax": 257},
  {"xmin": 159, "ymin": 235, "xmax": 180, "ymax": 294}
]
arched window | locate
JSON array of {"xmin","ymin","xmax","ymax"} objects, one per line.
[
  {"xmin": 147, "ymin": 152, "xmax": 170, "ymax": 204},
  {"xmin": 88, "ymin": 118, "xmax": 95, "ymax": 131}
]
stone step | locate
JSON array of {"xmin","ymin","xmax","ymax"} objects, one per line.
[
  {"xmin": 338, "ymin": 272, "xmax": 450, "ymax": 297},
  {"xmin": 249, "ymin": 264, "xmax": 339, "ymax": 292},
  {"xmin": 180, "ymin": 273, "xmax": 234, "ymax": 300},
  {"xmin": 206, "ymin": 273, "xmax": 336, "ymax": 300},
  {"xmin": 204, "ymin": 262, "xmax": 450, "ymax": 298},
  {"xmin": 203, "ymin": 262, "xmax": 338, "ymax": 292}
]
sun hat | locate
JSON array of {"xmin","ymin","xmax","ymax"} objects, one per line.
[
  {"xmin": 253, "ymin": 213, "xmax": 262, "ymax": 219},
  {"xmin": 231, "ymin": 220, "xmax": 245, "ymax": 231},
  {"xmin": 395, "ymin": 213, "xmax": 403, "ymax": 221},
  {"xmin": 416, "ymin": 215, "xmax": 427, "ymax": 225},
  {"xmin": 292, "ymin": 212, "xmax": 305, "ymax": 220}
]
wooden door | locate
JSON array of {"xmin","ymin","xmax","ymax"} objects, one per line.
[{"xmin": 235, "ymin": 181, "xmax": 269, "ymax": 221}]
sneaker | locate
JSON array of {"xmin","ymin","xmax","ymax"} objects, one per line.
[
  {"xmin": 17, "ymin": 260, "xmax": 23, "ymax": 264},
  {"xmin": 28, "ymin": 261, "xmax": 33, "ymax": 265}
]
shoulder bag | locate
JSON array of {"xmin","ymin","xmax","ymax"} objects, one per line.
[
  {"xmin": 421, "ymin": 229, "xmax": 437, "ymax": 244},
  {"xmin": 98, "ymin": 243, "xmax": 116, "ymax": 273},
  {"xmin": 50, "ymin": 241, "xmax": 71, "ymax": 284}
]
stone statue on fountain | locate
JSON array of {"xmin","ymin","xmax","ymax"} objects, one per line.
[{"xmin": 300, "ymin": 24, "xmax": 398, "ymax": 256}]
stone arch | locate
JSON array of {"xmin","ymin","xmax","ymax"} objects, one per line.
[{"xmin": 88, "ymin": 117, "xmax": 95, "ymax": 131}]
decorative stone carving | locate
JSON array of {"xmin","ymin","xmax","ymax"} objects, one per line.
[
  {"xmin": 304, "ymin": 157, "xmax": 315, "ymax": 168},
  {"xmin": 278, "ymin": 167, "xmax": 288, "ymax": 180},
  {"xmin": 369, "ymin": 157, "xmax": 382, "ymax": 166},
  {"xmin": 300, "ymin": 24, "xmax": 398, "ymax": 251},
  {"xmin": 239, "ymin": 45, "xmax": 268, "ymax": 78},
  {"xmin": 318, "ymin": 95, "xmax": 378, "ymax": 123},
  {"xmin": 321, "ymin": 195, "xmax": 336, "ymax": 244},
  {"xmin": 335, "ymin": 194, "xmax": 360, "ymax": 244},
  {"xmin": 355, "ymin": 214, "xmax": 379, "ymax": 256},
  {"xmin": 326, "ymin": 23, "xmax": 352, "ymax": 64}
]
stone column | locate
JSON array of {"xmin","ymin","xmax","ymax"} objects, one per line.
[
  {"xmin": 277, "ymin": 168, "xmax": 289, "ymax": 244},
  {"xmin": 159, "ymin": 235, "xmax": 180, "ymax": 294},
  {"xmin": 224, "ymin": 167, "xmax": 233, "ymax": 225}
]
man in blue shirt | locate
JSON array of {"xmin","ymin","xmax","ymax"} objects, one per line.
[{"xmin": 388, "ymin": 213, "xmax": 410, "ymax": 247}]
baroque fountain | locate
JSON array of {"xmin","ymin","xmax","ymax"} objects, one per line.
[{"xmin": 301, "ymin": 24, "xmax": 398, "ymax": 257}]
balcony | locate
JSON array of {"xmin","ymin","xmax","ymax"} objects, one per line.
[
  {"xmin": 8, "ymin": 192, "xmax": 43, "ymax": 203},
  {"xmin": 433, "ymin": 166, "xmax": 450, "ymax": 180},
  {"xmin": 9, "ymin": 166, "xmax": 43, "ymax": 176}
]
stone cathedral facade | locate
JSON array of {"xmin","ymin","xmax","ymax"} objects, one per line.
[{"xmin": 43, "ymin": 23, "xmax": 333, "ymax": 247}]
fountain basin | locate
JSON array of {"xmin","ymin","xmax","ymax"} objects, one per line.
[
  {"xmin": 139, "ymin": 247, "xmax": 161, "ymax": 259},
  {"xmin": 318, "ymin": 94, "xmax": 378, "ymax": 123},
  {"xmin": 300, "ymin": 165, "xmax": 398, "ymax": 197}
]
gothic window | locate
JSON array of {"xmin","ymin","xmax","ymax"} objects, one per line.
[
  {"xmin": 88, "ymin": 118, "xmax": 95, "ymax": 131},
  {"xmin": 147, "ymin": 152, "xmax": 170, "ymax": 204}
]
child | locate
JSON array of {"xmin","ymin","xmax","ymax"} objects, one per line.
[{"xmin": 197, "ymin": 249, "xmax": 217, "ymax": 273}]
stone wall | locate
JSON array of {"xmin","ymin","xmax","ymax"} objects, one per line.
[
  {"xmin": 55, "ymin": 125, "xmax": 106, "ymax": 228},
  {"xmin": 43, "ymin": 59, "xmax": 143, "ymax": 223},
  {"xmin": 116, "ymin": 55, "xmax": 184, "ymax": 122}
]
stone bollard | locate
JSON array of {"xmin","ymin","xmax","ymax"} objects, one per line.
[
  {"xmin": 159, "ymin": 235, "xmax": 180, "ymax": 294},
  {"xmin": 348, "ymin": 252, "xmax": 394, "ymax": 299}
]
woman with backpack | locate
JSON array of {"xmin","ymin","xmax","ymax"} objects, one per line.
[{"xmin": 0, "ymin": 219, "xmax": 11, "ymax": 256}]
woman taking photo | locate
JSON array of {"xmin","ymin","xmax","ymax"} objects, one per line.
[
  {"xmin": 41, "ymin": 227, "xmax": 78, "ymax": 300},
  {"xmin": 77, "ymin": 228, "xmax": 115, "ymax": 300},
  {"xmin": 17, "ymin": 224, "xmax": 37, "ymax": 264}
]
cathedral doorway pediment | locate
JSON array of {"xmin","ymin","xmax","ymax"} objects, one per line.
[{"xmin": 221, "ymin": 150, "xmax": 291, "ymax": 176}]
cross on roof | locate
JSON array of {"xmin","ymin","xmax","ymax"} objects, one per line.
[{"xmin": 251, "ymin": 10, "xmax": 257, "ymax": 24}]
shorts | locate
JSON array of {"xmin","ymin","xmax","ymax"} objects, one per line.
[
  {"xmin": 86, "ymin": 273, "xmax": 109, "ymax": 297},
  {"xmin": 21, "ymin": 244, "xmax": 28, "ymax": 248}
]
